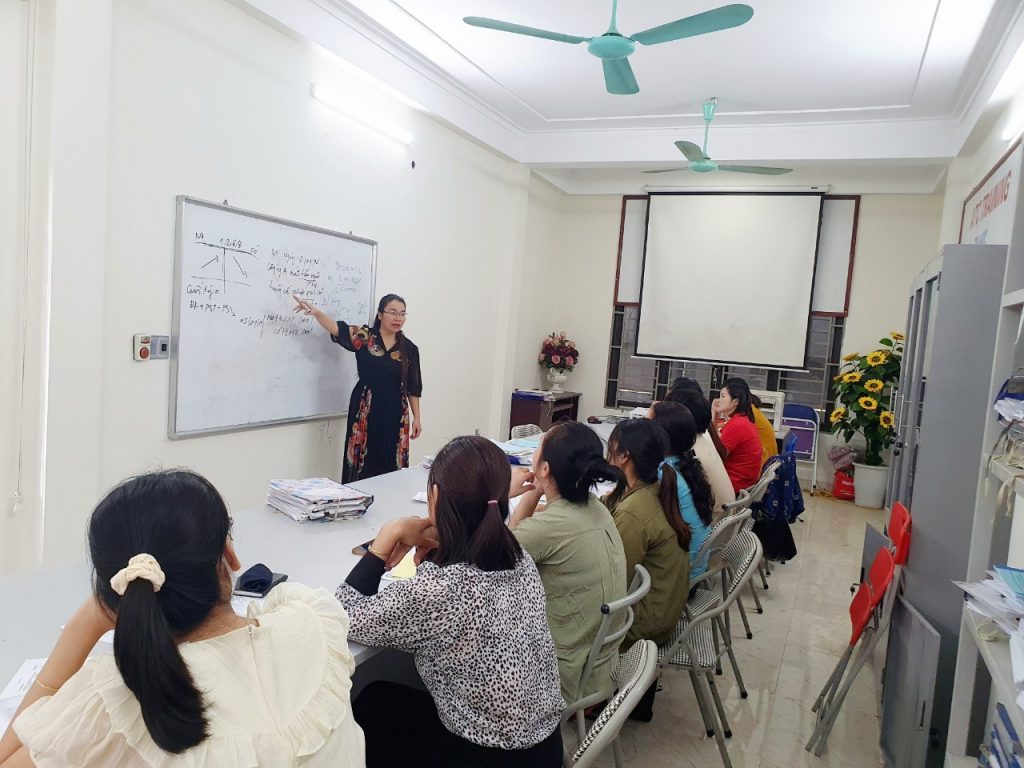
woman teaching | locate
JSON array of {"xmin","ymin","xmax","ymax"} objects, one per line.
[{"xmin": 294, "ymin": 293, "xmax": 422, "ymax": 482}]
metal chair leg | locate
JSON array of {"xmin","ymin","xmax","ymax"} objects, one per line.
[
  {"xmin": 811, "ymin": 643, "xmax": 854, "ymax": 715},
  {"xmin": 747, "ymin": 579, "xmax": 764, "ymax": 613},
  {"xmin": 694, "ymin": 671, "xmax": 733, "ymax": 768},
  {"xmin": 758, "ymin": 561, "xmax": 770, "ymax": 590},
  {"xmin": 812, "ymin": 631, "xmax": 880, "ymax": 756},
  {"xmin": 706, "ymin": 671, "xmax": 732, "ymax": 739},
  {"xmin": 735, "ymin": 592, "xmax": 753, "ymax": 640},
  {"xmin": 715, "ymin": 616, "xmax": 748, "ymax": 699},
  {"xmin": 689, "ymin": 670, "xmax": 716, "ymax": 737}
]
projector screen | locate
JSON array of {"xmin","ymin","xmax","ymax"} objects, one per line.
[{"xmin": 636, "ymin": 193, "xmax": 823, "ymax": 369}]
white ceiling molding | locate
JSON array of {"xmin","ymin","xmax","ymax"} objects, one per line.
[{"xmin": 232, "ymin": 0, "xmax": 1024, "ymax": 193}]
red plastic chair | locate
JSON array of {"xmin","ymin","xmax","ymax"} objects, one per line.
[
  {"xmin": 888, "ymin": 502, "xmax": 912, "ymax": 567},
  {"xmin": 807, "ymin": 547, "xmax": 895, "ymax": 755}
]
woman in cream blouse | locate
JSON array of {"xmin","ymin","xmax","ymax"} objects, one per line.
[{"xmin": 0, "ymin": 470, "xmax": 364, "ymax": 768}]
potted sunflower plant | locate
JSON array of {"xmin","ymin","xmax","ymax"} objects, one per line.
[{"xmin": 829, "ymin": 332, "xmax": 904, "ymax": 508}]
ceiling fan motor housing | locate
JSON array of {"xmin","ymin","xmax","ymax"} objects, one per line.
[{"xmin": 587, "ymin": 33, "xmax": 636, "ymax": 60}]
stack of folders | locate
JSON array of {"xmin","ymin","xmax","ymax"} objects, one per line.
[
  {"xmin": 513, "ymin": 389, "xmax": 554, "ymax": 402},
  {"xmin": 981, "ymin": 703, "xmax": 1023, "ymax": 767},
  {"xmin": 955, "ymin": 567, "xmax": 1024, "ymax": 636},
  {"xmin": 267, "ymin": 478, "xmax": 373, "ymax": 522},
  {"xmin": 490, "ymin": 439, "xmax": 536, "ymax": 466}
]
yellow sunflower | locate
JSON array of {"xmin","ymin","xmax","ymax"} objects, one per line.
[
  {"xmin": 858, "ymin": 396, "xmax": 878, "ymax": 411},
  {"xmin": 879, "ymin": 411, "xmax": 895, "ymax": 429},
  {"xmin": 890, "ymin": 331, "xmax": 905, "ymax": 342},
  {"xmin": 866, "ymin": 351, "xmax": 888, "ymax": 367},
  {"xmin": 842, "ymin": 372, "xmax": 862, "ymax": 383},
  {"xmin": 833, "ymin": 374, "xmax": 844, "ymax": 381},
  {"xmin": 864, "ymin": 379, "xmax": 884, "ymax": 393},
  {"xmin": 829, "ymin": 407, "xmax": 847, "ymax": 424},
  {"xmin": 842, "ymin": 352, "xmax": 859, "ymax": 362}
]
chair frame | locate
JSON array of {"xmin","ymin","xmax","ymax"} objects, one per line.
[
  {"xmin": 565, "ymin": 640, "xmax": 659, "ymax": 768},
  {"xmin": 511, "ymin": 423, "xmax": 543, "ymax": 440},
  {"xmin": 565, "ymin": 564, "xmax": 651, "ymax": 745}
]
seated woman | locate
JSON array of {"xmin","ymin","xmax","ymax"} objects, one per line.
[
  {"xmin": 750, "ymin": 393, "xmax": 780, "ymax": 467},
  {"xmin": 648, "ymin": 401, "xmax": 715, "ymax": 583},
  {"xmin": 603, "ymin": 418, "xmax": 691, "ymax": 648},
  {"xmin": 337, "ymin": 436, "xmax": 564, "ymax": 768},
  {"xmin": 663, "ymin": 387, "xmax": 736, "ymax": 517},
  {"xmin": 0, "ymin": 470, "xmax": 363, "ymax": 768},
  {"xmin": 713, "ymin": 378, "xmax": 764, "ymax": 493},
  {"xmin": 509, "ymin": 422, "xmax": 627, "ymax": 707}
]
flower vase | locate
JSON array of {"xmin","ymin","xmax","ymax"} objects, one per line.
[
  {"xmin": 546, "ymin": 369, "xmax": 569, "ymax": 393},
  {"xmin": 853, "ymin": 462, "xmax": 888, "ymax": 509}
]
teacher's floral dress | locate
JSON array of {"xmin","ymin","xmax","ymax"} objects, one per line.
[{"xmin": 332, "ymin": 322, "xmax": 422, "ymax": 482}]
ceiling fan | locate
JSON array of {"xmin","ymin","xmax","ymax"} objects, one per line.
[
  {"xmin": 644, "ymin": 98, "xmax": 792, "ymax": 175},
  {"xmin": 463, "ymin": 2, "xmax": 753, "ymax": 96}
]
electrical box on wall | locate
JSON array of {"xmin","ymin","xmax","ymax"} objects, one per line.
[{"xmin": 133, "ymin": 334, "xmax": 169, "ymax": 361}]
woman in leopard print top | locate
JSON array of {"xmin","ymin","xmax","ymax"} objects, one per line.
[{"xmin": 336, "ymin": 436, "xmax": 564, "ymax": 767}]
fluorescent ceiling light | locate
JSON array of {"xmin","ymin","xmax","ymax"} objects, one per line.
[{"xmin": 310, "ymin": 83, "xmax": 414, "ymax": 146}]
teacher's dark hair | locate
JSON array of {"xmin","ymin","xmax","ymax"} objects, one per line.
[
  {"xmin": 428, "ymin": 436, "xmax": 522, "ymax": 571},
  {"xmin": 607, "ymin": 419, "xmax": 691, "ymax": 551},
  {"xmin": 724, "ymin": 378, "xmax": 756, "ymax": 423},
  {"xmin": 650, "ymin": 401, "xmax": 715, "ymax": 527},
  {"xmin": 90, "ymin": 470, "xmax": 231, "ymax": 754},
  {"xmin": 540, "ymin": 422, "xmax": 621, "ymax": 504},
  {"xmin": 373, "ymin": 294, "xmax": 410, "ymax": 396}
]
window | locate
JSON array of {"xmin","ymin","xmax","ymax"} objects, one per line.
[{"xmin": 605, "ymin": 306, "xmax": 845, "ymax": 419}]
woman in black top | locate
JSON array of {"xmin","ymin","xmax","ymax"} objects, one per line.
[{"xmin": 293, "ymin": 293, "xmax": 422, "ymax": 481}]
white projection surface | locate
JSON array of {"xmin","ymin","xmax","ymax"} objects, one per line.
[{"xmin": 636, "ymin": 193, "xmax": 823, "ymax": 369}]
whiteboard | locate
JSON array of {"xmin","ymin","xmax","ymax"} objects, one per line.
[{"xmin": 170, "ymin": 197, "xmax": 376, "ymax": 437}]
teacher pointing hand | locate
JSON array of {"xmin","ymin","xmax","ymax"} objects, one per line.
[{"xmin": 294, "ymin": 293, "xmax": 423, "ymax": 482}]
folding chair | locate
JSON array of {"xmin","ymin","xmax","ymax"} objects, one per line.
[
  {"xmin": 565, "ymin": 564, "xmax": 651, "ymax": 744},
  {"xmin": 781, "ymin": 402, "xmax": 819, "ymax": 494},
  {"xmin": 565, "ymin": 640, "xmax": 659, "ymax": 768},
  {"xmin": 657, "ymin": 532, "xmax": 764, "ymax": 768},
  {"xmin": 806, "ymin": 546, "xmax": 896, "ymax": 755}
]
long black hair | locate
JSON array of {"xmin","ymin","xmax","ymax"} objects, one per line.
[
  {"xmin": 664, "ymin": 387, "xmax": 712, "ymax": 434},
  {"xmin": 540, "ymin": 422, "xmax": 621, "ymax": 504},
  {"xmin": 427, "ymin": 436, "xmax": 523, "ymax": 571},
  {"xmin": 372, "ymin": 293, "xmax": 409, "ymax": 395},
  {"xmin": 606, "ymin": 419, "xmax": 691, "ymax": 551},
  {"xmin": 89, "ymin": 470, "xmax": 231, "ymax": 753},
  {"xmin": 650, "ymin": 401, "xmax": 715, "ymax": 527},
  {"xmin": 723, "ymin": 378, "xmax": 755, "ymax": 423}
]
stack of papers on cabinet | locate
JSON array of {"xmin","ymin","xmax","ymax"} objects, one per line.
[
  {"xmin": 267, "ymin": 478, "xmax": 373, "ymax": 522},
  {"xmin": 956, "ymin": 575, "xmax": 1024, "ymax": 635}
]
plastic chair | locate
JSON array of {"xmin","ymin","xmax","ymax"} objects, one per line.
[
  {"xmin": 565, "ymin": 564, "xmax": 651, "ymax": 744},
  {"xmin": 511, "ymin": 423, "xmax": 543, "ymax": 440},
  {"xmin": 657, "ymin": 532, "xmax": 764, "ymax": 768},
  {"xmin": 806, "ymin": 546, "xmax": 895, "ymax": 755},
  {"xmin": 781, "ymin": 402, "xmax": 819, "ymax": 494},
  {"xmin": 888, "ymin": 502, "xmax": 912, "ymax": 568},
  {"xmin": 565, "ymin": 640, "xmax": 659, "ymax": 768}
]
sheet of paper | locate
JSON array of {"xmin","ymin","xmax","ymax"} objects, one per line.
[
  {"xmin": 0, "ymin": 658, "xmax": 47, "ymax": 736},
  {"xmin": 412, "ymin": 491, "xmax": 428, "ymax": 503}
]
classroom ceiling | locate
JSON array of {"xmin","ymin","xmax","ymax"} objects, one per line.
[{"xmin": 246, "ymin": 0, "xmax": 1024, "ymax": 192}]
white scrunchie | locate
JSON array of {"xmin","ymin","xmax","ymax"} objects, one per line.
[{"xmin": 110, "ymin": 553, "xmax": 166, "ymax": 596}]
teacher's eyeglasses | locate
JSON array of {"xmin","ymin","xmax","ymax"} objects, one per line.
[{"xmin": 382, "ymin": 310, "xmax": 407, "ymax": 318}]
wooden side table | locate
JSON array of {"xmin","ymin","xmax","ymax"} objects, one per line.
[{"xmin": 509, "ymin": 391, "xmax": 581, "ymax": 437}]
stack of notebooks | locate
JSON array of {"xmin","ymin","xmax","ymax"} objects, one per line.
[{"xmin": 267, "ymin": 478, "xmax": 373, "ymax": 522}]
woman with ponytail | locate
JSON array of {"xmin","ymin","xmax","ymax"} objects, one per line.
[
  {"xmin": 1, "ymin": 470, "xmax": 364, "ymax": 767},
  {"xmin": 294, "ymin": 292, "xmax": 423, "ymax": 482},
  {"xmin": 337, "ymin": 436, "xmax": 563, "ymax": 768},
  {"xmin": 507, "ymin": 422, "xmax": 627, "ymax": 705},
  {"xmin": 603, "ymin": 419, "xmax": 691, "ymax": 649},
  {"xmin": 649, "ymin": 401, "xmax": 715, "ymax": 582}
]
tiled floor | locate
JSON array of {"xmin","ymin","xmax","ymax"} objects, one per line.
[{"xmin": 569, "ymin": 495, "xmax": 888, "ymax": 768}]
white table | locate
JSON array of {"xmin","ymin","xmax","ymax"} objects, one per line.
[{"xmin": 0, "ymin": 466, "xmax": 432, "ymax": 684}]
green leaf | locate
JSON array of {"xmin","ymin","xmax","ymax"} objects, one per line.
[{"xmin": 879, "ymin": 338, "xmax": 893, "ymax": 347}]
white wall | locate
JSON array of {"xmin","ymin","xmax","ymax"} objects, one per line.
[
  {"xmin": 1, "ymin": 0, "xmax": 548, "ymax": 569},
  {"xmin": 841, "ymin": 194, "xmax": 944, "ymax": 357}
]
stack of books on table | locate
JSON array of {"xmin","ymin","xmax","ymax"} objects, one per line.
[{"xmin": 267, "ymin": 478, "xmax": 373, "ymax": 522}]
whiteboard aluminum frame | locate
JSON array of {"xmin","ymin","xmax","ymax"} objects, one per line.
[{"xmin": 168, "ymin": 195, "xmax": 378, "ymax": 439}]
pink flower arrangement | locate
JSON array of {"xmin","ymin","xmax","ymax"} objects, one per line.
[{"xmin": 539, "ymin": 332, "xmax": 579, "ymax": 371}]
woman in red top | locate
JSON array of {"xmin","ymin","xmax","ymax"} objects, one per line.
[{"xmin": 713, "ymin": 379, "xmax": 762, "ymax": 493}]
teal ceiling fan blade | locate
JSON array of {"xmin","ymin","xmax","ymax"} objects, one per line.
[
  {"xmin": 463, "ymin": 17, "xmax": 588, "ymax": 44},
  {"xmin": 674, "ymin": 141, "xmax": 707, "ymax": 162},
  {"xmin": 602, "ymin": 58, "xmax": 639, "ymax": 95},
  {"xmin": 716, "ymin": 165, "xmax": 793, "ymax": 175},
  {"xmin": 631, "ymin": 4, "xmax": 753, "ymax": 46},
  {"xmin": 642, "ymin": 168, "xmax": 692, "ymax": 174}
]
